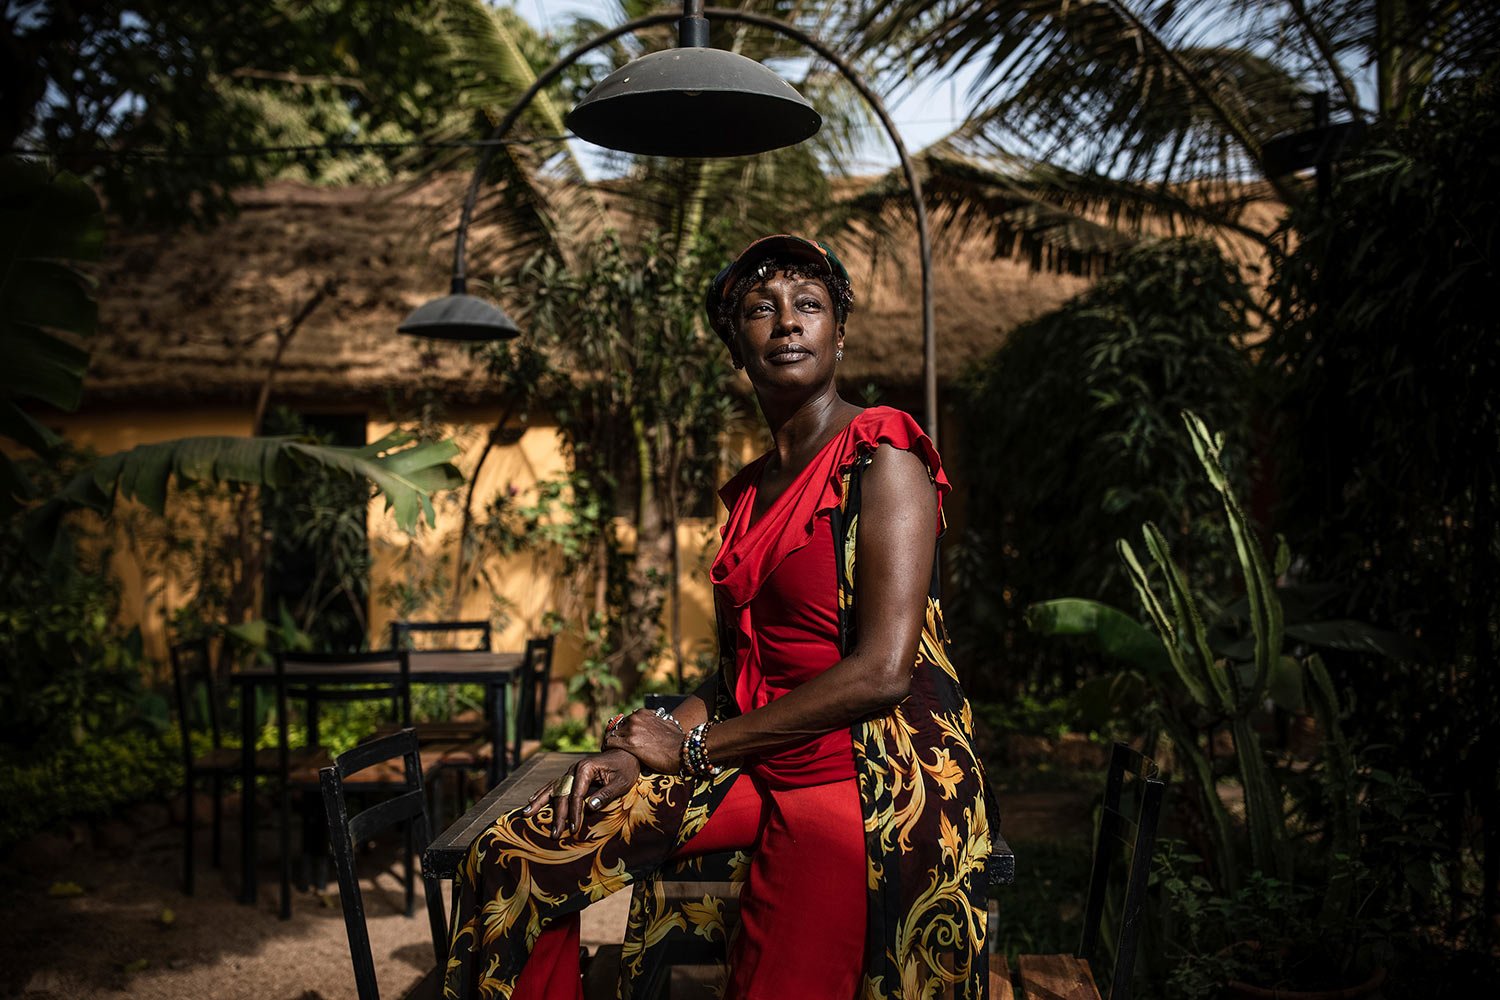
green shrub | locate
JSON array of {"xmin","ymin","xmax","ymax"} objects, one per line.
[
  {"xmin": 973, "ymin": 692, "xmax": 1078, "ymax": 741},
  {"xmin": 0, "ymin": 451, "xmax": 153, "ymax": 751},
  {"xmin": 0, "ymin": 730, "xmax": 181, "ymax": 849},
  {"xmin": 951, "ymin": 238, "xmax": 1254, "ymax": 701},
  {"xmin": 1262, "ymin": 71, "xmax": 1500, "ymax": 949}
]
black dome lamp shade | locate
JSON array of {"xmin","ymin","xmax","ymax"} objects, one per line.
[
  {"xmin": 565, "ymin": 2, "xmax": 821, "ymax": 158},
  {"xmin": 397, "ymin": 278, "xmax": 520, "ymax": 342},
  {"xmin": 399, "ymin": 1, "xmax": 823, "ymax": 345}
]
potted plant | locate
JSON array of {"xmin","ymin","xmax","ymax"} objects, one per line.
[{"xmin": 1025, "ymin": 411, "xmax": 1403, "ymax": 996}]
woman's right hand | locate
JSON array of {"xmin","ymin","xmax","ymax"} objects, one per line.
[{"xmin": 522, "ymin": 749, "xmax": 642, "ymax": 839}]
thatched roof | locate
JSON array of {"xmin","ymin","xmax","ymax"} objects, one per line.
[
  {"xmin": 85, "ymin": 176, "xmax": 1265, "ymax": 404},
  {"xmin": 90, "ymin": 179, "xmax": 468, "ymax": 404}
]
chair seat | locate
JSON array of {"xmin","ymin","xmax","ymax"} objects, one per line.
[
  {"xmin": 989, "ymin": 954, "xmax": 1015, "ymax": 1000},
  {"xmin": 438, "ymin": 740, "xmax": 490, "ymax": 768},
  {"xmin": 288, "ymin": 746, "xmax": 448, "ymax": 787},
  {"xmin": 191, "ymin": 747, "xmax": 244, "ymax": 772},
  {"xmin": 1015, "ymin": 953, "xmax": 1100, "ymax": 1000}
]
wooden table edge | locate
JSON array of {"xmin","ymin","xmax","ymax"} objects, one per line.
[{"xmin": 424, "ymin": 752, "xmax": 585, "ymax": 879}]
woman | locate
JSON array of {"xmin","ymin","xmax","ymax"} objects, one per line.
[{"xmin": 444, "ymin": 235, "xmax": 996, "ymax": 1000}]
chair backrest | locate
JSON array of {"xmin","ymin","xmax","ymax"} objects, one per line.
[
  {"xmin": 275, "ymin": 651, "xmax": 412, "ymax": 755},
  {"xmin": 320, "ymin": 729, "xmax": 447, "ymax": 1000},
  {"xmin": 512, "ymin": 636, "xmax": 557, "ymax": 761},
  {"xmin": 170, "ymin": 638, "xmax": 222, "ymax": 760},
  {"xmin": 389, "ymin": 619, "xmax": 492, "ymax": 652},
  {"xmin": 1078, "ymin": 742, "xmax": 1167, "ymax": 1000}
]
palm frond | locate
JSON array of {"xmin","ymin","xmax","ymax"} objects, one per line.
[
  {"xmin": 854, "ymin": 1, "xmax": 1311, "ymax": 195},
  {"xmin": 407, "ymin": 0, "xmax": 610, "ymax": 275},
  {"xmin": 837, "ymin": 137, "xmax": 1280, "ymax": 277}
]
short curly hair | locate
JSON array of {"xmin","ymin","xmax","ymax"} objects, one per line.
[{"xmin": 713, "ymin": 257, "xmax": 855, "ymax": 346}]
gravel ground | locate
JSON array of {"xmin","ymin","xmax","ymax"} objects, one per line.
[
  {"xmin": 0, "ymin": 799, "xmax": 630, "ymax": 1000},
  {"xmin": 1, "ymin": 788, "xmax": 1076, "ymax": 999}
]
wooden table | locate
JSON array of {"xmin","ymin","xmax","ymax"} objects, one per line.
[
  {"xmin": 424, "ymin": 749, "xmax": 1015, "ymax": 889},
  {"xmin": 230, "ymin": 650, "xmax": 524, "ymax": 905},
  {"xmin": 425, "ymin": 752, "xmax": 581, "ymax": 880}
]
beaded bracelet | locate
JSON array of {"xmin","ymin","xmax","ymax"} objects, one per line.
[
  {"xmin": 653, "ymin": 706, "xmax": 683, "ymax": 732},
  {"xmin": 680, "ymin": 721, "xmax": 721, "ymax": 777}
]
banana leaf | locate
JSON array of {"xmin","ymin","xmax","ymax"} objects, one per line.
[
  {"xmin": 30, "ymin": 432, "xmax": 463, "ymax": 550},
  {"xmin": 1023, "ymin": 597, "xmax": 1173, "ymax": 677},
  {"xmin": 0, "ymin": 157, "xmax": 105, "ymax": 511}
]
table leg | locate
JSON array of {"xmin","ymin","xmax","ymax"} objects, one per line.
[
  {"xmin": 240, "ymin": 683, "xmax": 256, "ymax": 905},
  {"xmin": 495, "ymin": 679, "xmax": 511, "ymax": 784},
  {"xmin": 424, "ymin": 870, "xmax": 449, "ymax": 969}
]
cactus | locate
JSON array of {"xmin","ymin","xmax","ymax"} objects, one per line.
[{"xmin": 1029, "ymin": 411, "xmax": 1368, "ymax": 894}]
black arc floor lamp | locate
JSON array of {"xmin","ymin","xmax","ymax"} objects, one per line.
[{"xmin": 399, "ymin": 0, "xmax": 938, "ymax": 443}]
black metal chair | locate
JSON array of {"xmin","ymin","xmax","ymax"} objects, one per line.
[
  {"xmin": 990, "ymin": 741, "xmax": 1166, "ymax": 1000},
  {"xmin": 389, "ymin": 619, "xmax": 491, "ymax": 653},
  {"xmin": 382, "ymin": 621, "xmax": 495, "ymax": 747},
  {"xmin": 510, "ymin": 635, "xmax": 557, "ymax": 768},
  {"xmin": 169, "ymin": 637, "xmax": 233, "ymax": 894},
  {"xmin": 273, "ymin": 650, "xmax": 418, "ymax": 920},
  {"xmin": 433, "ymin": 635, "xmax": 557, "ymax": 800},
  {"xmin": 321, "ymin": 728, "xmax": 447, "ymax": 1000}
]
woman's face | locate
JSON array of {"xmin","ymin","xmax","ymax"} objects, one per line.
[{"xmin": 730, "ymin": 271, "xmax": 843, "ymax": 392}]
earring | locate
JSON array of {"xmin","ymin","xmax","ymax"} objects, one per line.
[{"xmin": 835, "ymin": 348, "xmax": 844, "ymax": 362}]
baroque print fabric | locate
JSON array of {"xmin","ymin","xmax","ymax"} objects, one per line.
[{"xmin": 443, "ymin": 424, "xmax": 997, "ymax": 1000}]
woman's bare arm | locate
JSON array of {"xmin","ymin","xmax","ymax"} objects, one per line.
[{"xmin": 608, "ymin": 443, "xmax": 937, "ymax": 771}]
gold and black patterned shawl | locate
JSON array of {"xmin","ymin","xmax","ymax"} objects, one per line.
[{"xmin": 443, "ymin": 454, "xmax": 997, "ymax": 1000}]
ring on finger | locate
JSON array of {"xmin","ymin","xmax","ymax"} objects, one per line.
[
  {"xmin": 588, "ymin": 796, "xmax": 602, "ymax": 809},
  {"xmin": 553, "ymin": 773, "xmax": 575, "ymax": 797}
]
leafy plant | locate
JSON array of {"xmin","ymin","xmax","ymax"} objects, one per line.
[
  {"xmin": 1261, "ymin": 70, "xmax": 1500, "ymax": 944},
  {"xmin": 1027, "ymin": 411, "xmax": 1402, "ymax": 988},
  {"xmin": 0, "ymin": 157, "xmax": 102, "ymax": 514},
  {"xmin": 454, "ymin": 231, "xmax": 738, "ymax": 732},
  {"xmin": 951, "ymin": 237, "xmax": 1254, "ymax": 700},
  {"xmin": 0, "ymin": 450, "xmax": 149, "ymax": 749},
  {"xmin": 0, "ymin": 730, "xmax": 182, "ymax": 850}
]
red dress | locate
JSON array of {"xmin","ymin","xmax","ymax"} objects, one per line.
[
  {"xmin": 507, "ymin": 406, "xmax": 950, "ymax": 1000},
  {"xmin": 711, "ymin": 405, "xmax": 949, "ymax": 788}
]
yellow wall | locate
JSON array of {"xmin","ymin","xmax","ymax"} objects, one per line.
[
  {"xmin": 46, "ymin": 403, "xmax": 734, "ymax": 696},
  {"xmin": 47, "ymin": 406, "xmax": 256, "ymax": 669},
  {"xmin": 367, "ymin": 407, "xmax": 731, "ymax": 687}
]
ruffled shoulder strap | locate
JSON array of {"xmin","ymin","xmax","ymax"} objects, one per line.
[
  {"xmin": 712, "ymin": 407, "xmax": 948, "ymax": 608},
  {"xmin": 817, "ymin": 406, "xmax": 950, "ymax": 533},
  {"xmin": 717, "ymin": 453, "xmax": 769, "ymax": 526}
]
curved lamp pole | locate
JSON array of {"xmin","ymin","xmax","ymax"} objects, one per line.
[{"xmin": 404, "ymin": 4, "xmax": 938, "ymax": 444}]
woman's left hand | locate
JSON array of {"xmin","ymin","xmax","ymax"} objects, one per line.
[
  {"xmin": 602, "ymin": 709, "xmax": 682, "ymax": 775},
  {"xmin": 521, "ymin": 749, "xmax": 641, "ymax": 839}
]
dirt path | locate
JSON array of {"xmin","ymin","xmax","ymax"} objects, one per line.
[
  {"xmin": 1, "ymin": 788, "xmax": 1084, "ymax": 998},
  {"xmin": 0, "ymin": 809, "xmax": 628, "ymax": 1000}
]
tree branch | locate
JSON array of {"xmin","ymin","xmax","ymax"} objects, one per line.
[{"xmin": 252, "ymin": 278, "xmax": 338, "ymax": 435}]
